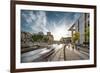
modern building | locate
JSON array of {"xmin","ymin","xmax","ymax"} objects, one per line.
[{"xmin": 68, "ymin": 13, "xmax": 90, "ymax": 45}]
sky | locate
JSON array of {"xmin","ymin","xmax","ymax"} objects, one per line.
[{"xmin": 21, "ymin": 10, "xmax": 81, "ymax": 41}]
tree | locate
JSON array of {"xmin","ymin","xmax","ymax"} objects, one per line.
[
  {"xmin": 72, "ymin": 32, "xmax": 80, "ymax": 43},
  {"xmin": 32, "ymin": 34, "xmax": 49, "ymax": 43},
  {"xmin": 72, "ymin": 32, "xmax": 80, "ymax": 49},
  {"xmin": 42, "ymin": 36, "xmax": 48, "ymax": 42},
  {"xmin": 32, "ymin": 34, "xmax": 43, "ymax": 42}
]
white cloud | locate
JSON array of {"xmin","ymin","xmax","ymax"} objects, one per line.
[
  {"xmin": 50, "ymin": 17, "xmax": 71, "ymax": 41},
  {"xmin": 34, "ymin": 11, "xmax": 48, "ymax": 34},
  {"xmin": 22, "ymin": 11, "xmax": 80, "ymax": 40},
  {"xmin": 22, "ymin": 11, "xmax": 49, "ymax": 34}
]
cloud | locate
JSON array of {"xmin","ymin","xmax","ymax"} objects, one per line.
[
  {"xmin": 50, "ymin": 17, "xmax": 72, "ymax": 40},
  {"xmin": 21, "ymin": 10, "xmax": 81, "ymax": 40},
  {"xmin": 21, "ymin": 10, "xmax": 49, "ymax": 34},
  {"xmin": 33, "ymin": 11, "xmax": 48, "ymax": 34}
]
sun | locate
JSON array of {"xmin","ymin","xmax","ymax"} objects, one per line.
[{"xmin": 52, "ymin": 26, "xmax": 70, "ymax": 41}]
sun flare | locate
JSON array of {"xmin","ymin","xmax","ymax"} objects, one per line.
[{"xmin": 52, "ymin": 25, "xmax": 70, "ymax": 41}]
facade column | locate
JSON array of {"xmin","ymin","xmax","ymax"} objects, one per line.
[{"xmin": 71, "ymin": 30, "xmax": 73, "ymax": 43}]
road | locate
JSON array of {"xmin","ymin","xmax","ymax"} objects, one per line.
[
  {"xmin": 48, "ymin": 44, "xmax": 89, "ymax": 61},
  {"xmin": 21, "ymin": 44, "xmax": 89, "ymax": 63}
]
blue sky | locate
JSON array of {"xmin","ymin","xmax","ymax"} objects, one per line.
[{"xmin": 21, "ymin": 10, "xmax": 81, "ymax": 40}]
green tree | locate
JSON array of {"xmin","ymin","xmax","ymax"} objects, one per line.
[
  {"xmin": 42, "ymin": 36, "xmax": 48, "ymax": 42},
  {"xmin": 32, "ymin": 34, "xmax": 43, "ymax": 42},
  {"xmin": 72, "ymin": 32, "xmax": 80, "ymax": 43},
  {"xmin": 72, "ymin": 32, "xmax": 80, "ymax": 49}
]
